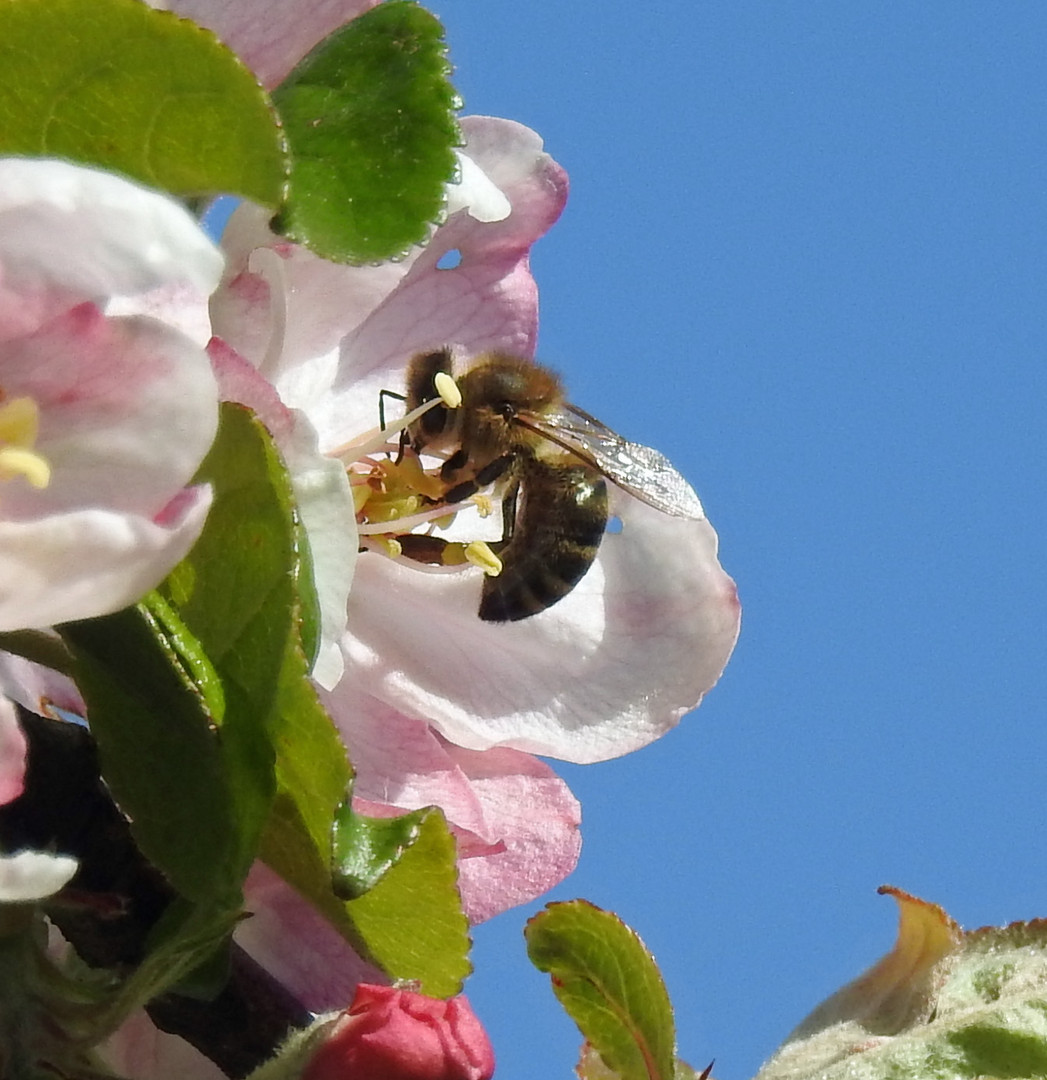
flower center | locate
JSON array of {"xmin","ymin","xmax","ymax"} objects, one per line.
[
  {"xmin": 330, "ymin": 379, "xmax": 502, "ymax": 579},
  {"xmin": 0, "ymin": 397, "xmax": 51, "ymax": 490}
]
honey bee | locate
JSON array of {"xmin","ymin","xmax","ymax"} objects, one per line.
[{"xmin": 395, "ymin": 347, "xmax": 705, "ymax": 622}]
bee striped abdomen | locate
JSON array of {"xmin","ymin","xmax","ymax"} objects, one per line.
[{"xmin": 480, "ymin": 461, "xmax": 609, "ymax": 622}]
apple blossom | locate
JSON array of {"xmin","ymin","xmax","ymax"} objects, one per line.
[
  {"xmin": 0, "ymin": 157, "xmax": 221, "ymax": 631},
  {"xmin": 209, "ymin": 118, "xmax": 589, "ymax": 922},
  {"xmin": 211, "ymin": 115, "xmax": 739, "ymax": 763},
  {"xmin": 300, "ymin": 985, "xmax": 494, "ymax": 1080}
]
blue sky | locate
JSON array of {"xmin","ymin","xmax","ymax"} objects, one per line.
[{"xmin": 430, "ymin": 4, "xmax": 1047, "ymax": 1078}]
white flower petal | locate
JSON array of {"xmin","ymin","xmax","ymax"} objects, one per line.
[
  {"xmin": 342, "ymin": 496, "xmax": 739, "ymax": 764},
  {"xmin": 446, "ymin": 150, "xmax": 512, "ymax": 223},
  {"xmin": 0, "ymin": 850, "xmax": 77, "ymax": 902},
  {"xmin": 0, "ymin": 487, "xmax": 213, "ymax": 631},
  {"xmin": 106, "ymin": 279, "xmax": 215, "ymax": 349},
  {"xmin": 0, "ymin": 158, "xmax": 222, "ymax": 306},
  {"xmin": 283, "ymin": 412, "xmax": 357, "ymax": 690}
]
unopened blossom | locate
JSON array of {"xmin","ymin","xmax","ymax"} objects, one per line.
[
  {"xmin": 301, "ymin": 985, "xmax": 494, "ymax": 1080},
  {"xmin": 0, "ymin": 158, "xmax": 221, "ymax": 631}
]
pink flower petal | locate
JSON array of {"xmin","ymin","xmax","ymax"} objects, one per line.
[
  {"xmin": 211, "ymin": 117, "xmax": 568, "ymax": 453},
  {"xmin": 441, "ymin": 742, "xmax": 582, "ymax": 924},
  {"xmin": 98, "ymin": 1010, "xmax": 227, "ymax": 1080},
  {"xmin": 1, "ymin": 305, "xmax": 218, "ymax": 522},
  {"xmin": 0, "ymin": 652, "xmax": 84, "ymax": 720},
  {"xmin": 326, "ymin": 684, "xmax": 581, "ymax": 921},
  {"xmin": 0, "ymin": 695, "xmax": 26, "ymax": 805},
  {"xmin": 158, "ymin": 0, "xmax": 381, "ymax": 88},
  {"xmin": 238, "ymin": 862, "xmax": 386, "ymax": 1012}
]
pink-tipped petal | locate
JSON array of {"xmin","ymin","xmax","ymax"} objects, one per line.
[
  {"xmin": 0, "ymin": 487, "xmax": 212, "ymax": 632},
  {"xmin": 0, "ymin": 696, "xmax": 26, "ymax": 805}
]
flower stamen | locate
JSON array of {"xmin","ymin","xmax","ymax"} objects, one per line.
[
  {"xmin": 0, "ymin": 398, "xmax": 51, "ymax": 490},
  {"xmin": 464, "ymin": 541, "xmax": 502, "ymax": 577},
  {"xmin": 338, "ymin": 377, "xmax": 504, "ymax": 580},
  {"xmin": 330, "ymin": 391, "xmax": 457, "ymax": 464}
]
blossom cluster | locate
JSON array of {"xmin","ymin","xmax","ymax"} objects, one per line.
[{"xmin": 0, "ymin": 1, "xmax": 739, "ymax": 1076}]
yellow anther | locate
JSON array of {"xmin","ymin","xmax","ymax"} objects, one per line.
[
  {"xmin": 0, "ymin": 447, "xmax": 50, "ymax": 489},
  {"xmin": 0, "ymin": 397, "xmax": 40, "ymax": 446},
  {"xmin": 464, "ymin": 541, "xmax": 503, "ymax": 577},
  {"xmin": 363, "ymin": 492, "xmax": 423, "ymax": 524},
  {"xmin": 0, "ymin": 397, "xmax": 50, "ymax": 490},
  {"xmin": 383, "ymin": 454, "xmax": 445, "ymax": 500},
  {"xmin": 470, "ymin": 494, "xmax": 493, "ymax": 518},
  {"xmin": 352, "ymin": 483, "xmax": 373, "ymax": 514},
  {"xmin": 377, "ymin": 537, "xmax": 403, "ymax": 559},
  {"xmin": 434, "ymin": 371, "xmax": 462, "ymax": 409}
]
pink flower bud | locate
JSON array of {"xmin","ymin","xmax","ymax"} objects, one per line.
[{"xmin": 303, "ymin": 984, "xmax": 495, "ymax": 1080}]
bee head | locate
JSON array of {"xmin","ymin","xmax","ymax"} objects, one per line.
[
  {"xmin": 456, "ymin": 354, "xmax": 563, "ymax": 456},
  {"xmin": 463, "ymin": 353, "xmax": 562, "ymax": 414}
]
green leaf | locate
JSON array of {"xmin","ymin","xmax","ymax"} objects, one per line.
[
  {"xmin": 256, "ymin": 620, "xmax": 357, "ymax": 951},
  {"xmin": 266, "ymin": 640, "xmax": 352, "ymax": 865},
  {"xmin": 526, "ymin": 901, "xmax": 677, "ymax": 1080},
  {"xmin": 345, "ymin": 808, "xmax": 471, "ymax": 997},
  {"xmin": 265, "ymin": 803, "xmax": 470, "ymax": 998},
  {"xmin": 161, "ymin": 403, "xmax": 321, "ymax": 877},
  {"xmin": 272, "ymin": 0, "xmax": 460, "ymax": 263},
  {"xmin": 59, "ymin": 605, "xmax": 239, "ymax": 907},
  {"xmin": 164, "ymin": 403, "xmax": 316, "ymax": 681},
  {"xmin": 0, "ymin": 0, "xmax": 285, "ymax": 203},
  {"xmin": 331, "ymin": 802, "xmax": 429, "ymax": 900}
]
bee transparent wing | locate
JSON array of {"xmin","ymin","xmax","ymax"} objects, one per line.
[{"xmin": 534, "ymin": 403, "xmax": 706, "ymax": 520}]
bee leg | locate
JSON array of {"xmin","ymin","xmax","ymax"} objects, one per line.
[
  {"xmin": 439, "ymin": 448, "xmax": 470, "ymax": 483},
  {"xmin": 378, "ymin": 388, "xmax": 409, "ymax": 463},
  {"xmin": 497, "ymin": 477, "xmax": 520, "ymax": 544},
  {"xmin": 442, "ymin": 453, "xmax": 515, "ymax": 505}
]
